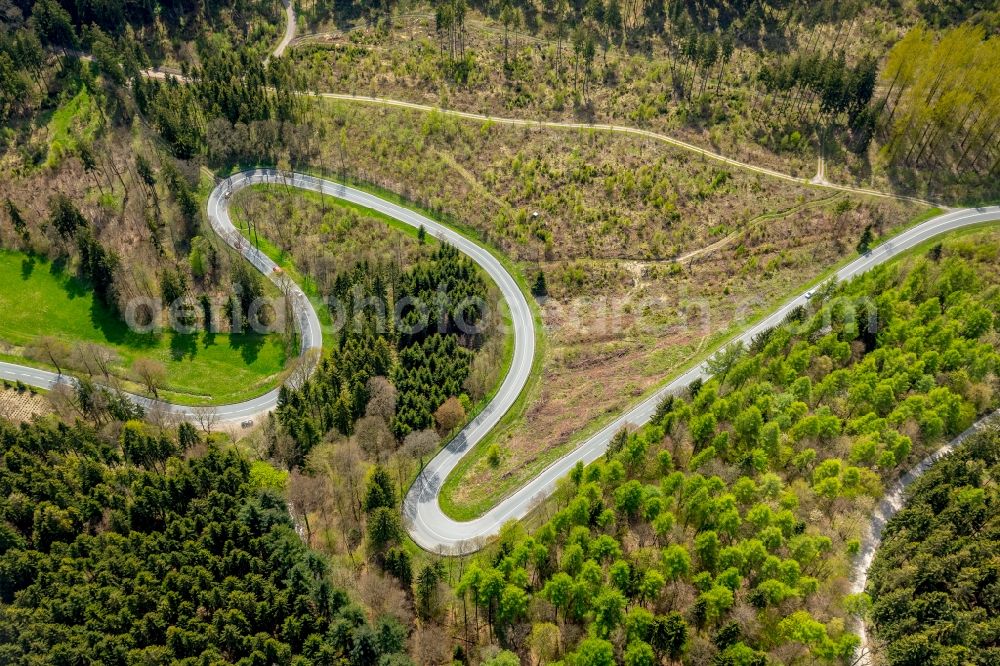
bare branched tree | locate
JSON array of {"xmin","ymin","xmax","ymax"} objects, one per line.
[
  {"xmin": 26, "ymin": 336, "xmax": 70, "ymax": 376},
  {"xmin": 355, "ymin": 415, "xmax": 395, "ymax": 462},
  {"xmin": 145, "ymin": 401, "xmax": 181, "ymax": 431},
  {"xmin": 402, "ymin": 428, "xmax": 440, "ymax": 470},
  {"xmin": 288, "ymin": 347, "xmax": 320, "ymax": 389},
  {"xmin": 71, "ymin": 342, "xmax": 120, "ymax": 380},
  {"xmin": 277, "ymin": 274, "xmax": 299, "ymax": 353},
  {"xmin": 191, "ymin": 405, "xmax": 219, "ymax": 433},
  {"xmin": 288, "ymin": 470, "xmax": 326, "ymax": 547},
  {"xmin": 365, "ymin": 376, "xmax": 397, "ymax": 421},
  {"xmin": 46, "ymin": 382, "xmax": 81, "ymax": 421},
  {"xmin": 131, "ymin": 357, "xmax": 166, "ymax": 398}
]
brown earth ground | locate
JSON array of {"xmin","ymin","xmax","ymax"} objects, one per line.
[
  {"xmin": 448, "ymin": 194, "xmax": 921, "ymax": 511},
  {"xmin": 259, "ymin": 100, "xmax": 925, "ymax": 513},
  {"xmin": 287, "ymin": 3, "xmax": 945, "ymax": 198},
  {"xmin": 0, "ymin": 387, "xmax": 51, "ymax": 423}
]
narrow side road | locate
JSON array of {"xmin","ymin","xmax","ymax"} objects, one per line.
[
  {"xmin": 313, "ymin": 91, "xmax": 941, "ymax": 209},
  {"xmin": 98, "ymin": 0, "xmax": 942, "ymax": 213},
  {"xmin": 270, "ymin": 0, "xmax": 297, "ymax": 60},
  {"xmin": 849, "ymin": 411, "xmax": 1000, "ymax": 665}
]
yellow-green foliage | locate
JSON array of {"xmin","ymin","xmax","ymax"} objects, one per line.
[
  {"xmin": 249, "ymin": 460, "xmax": 289, "ymax": 492},
  {"xmin": 46, "ymin": 85, "xmax": 102, "ymax": 168},
  {"xmin": 880, "ymin": 24, "xmax": 999, "ymax": 176},
  {"xmin": 460, "ymin": 233, "xmax": 1000, "ymax": 663}
]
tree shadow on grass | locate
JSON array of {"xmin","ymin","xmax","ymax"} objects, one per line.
[
  {"xmin": 169, "ymin": 331, "xmax": 198, "ymax": 361},
  {"xmin": 88, "ymin": 298, "xmax": 159, "ymax": 350},
  {"xmin": 47, "ymin": 256, "xmax": 89, "ymax": 298},
  {"xmin": 20, "ymin": 253, "xmax": 82, "ymax": 298},
  {"xmin": 20, "ymin": 256, "xmax": 35, "ymax": 280},
  {"xmin": 228, "ymin": 332, "xmax": 265, "ymax": 366},
  {"xmin": 202, "ymin": 329, "xmax": 217, "ymax": 349}
]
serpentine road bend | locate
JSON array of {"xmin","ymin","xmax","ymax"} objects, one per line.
[
  {"xmin": 0, "ymin": 170, "xmax": 325, "ymax": 423},
  {"xmin": 0, "ymin": 167, "xmax": 538, "ymax": 431},
  {"xmin": 404, "ymin": 205, "xmax": 1000, "ymax": 552},
  {"xmin": 0, "ymin": 166, "xmax": 997, "ymax": 554}
]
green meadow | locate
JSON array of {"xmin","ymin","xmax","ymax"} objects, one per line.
[{"xmin": 0, "ymin": 250, "xmax": 287, "ymax": 405}]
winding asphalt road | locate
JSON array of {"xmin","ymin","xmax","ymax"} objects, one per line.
[
  {"xmin": 2, "ymin": 165, "xmax": 998, "ymax": 546},
  {"xmin": 22, "ymin": 9, "xmax": 996, "ymax": 657},
  {"xmin": 0, "ymin": 168, "xmax": 537, "ymax": 436},
  {"xmin": 404, "ymin": 205, "xmax": 1000, "ymax": 551},
  {"xmin": 23, "ymin": 8, "xmax": 1000, "ymax": 557},
  {"xmin": 0, "ymin": 170, "xmax": 325, "ymax": 423}
]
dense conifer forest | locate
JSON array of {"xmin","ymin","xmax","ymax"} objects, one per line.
[
  {"xmin": 0, "ymin": 420, "xmax": 412, "ymax": 664},
  {"xmin": 867, "ymin": 427, "xmax": 1000, "ymax": 666},
  {"xmin": 274, "ymin": 243, "xmax": 493, "ymax": 469}
]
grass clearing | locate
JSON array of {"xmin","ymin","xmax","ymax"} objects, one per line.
[{"xmin": 0, "ymin": 250, "xmax": 288, "ymax": 405}]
